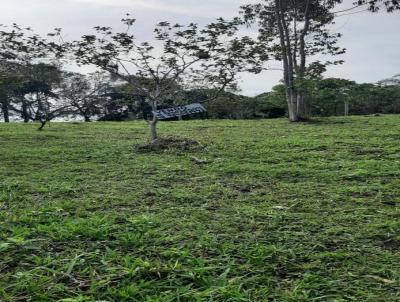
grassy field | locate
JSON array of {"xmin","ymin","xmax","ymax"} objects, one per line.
[{"xmin": 0, "ymin": 116, "xmax": 399, "ymax": 301}]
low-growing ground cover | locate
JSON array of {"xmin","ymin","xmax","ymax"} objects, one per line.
[{"xmin": 0, "ymin": 115, "xmax": 399, "ymax": 301}]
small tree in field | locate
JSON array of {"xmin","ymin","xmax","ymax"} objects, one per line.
[{"xmin": 70, "ymin": 16, "xmax": 266, "ymax": 142}]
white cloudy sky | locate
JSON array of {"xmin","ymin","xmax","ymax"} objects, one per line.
[{"xmin": 1, "ymin": 0, "xmax": 399, "ymax": 96}]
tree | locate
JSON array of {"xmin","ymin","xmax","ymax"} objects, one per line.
[
  {"xmin": 308, "ymin": 77, "xmax": 400, "ymax": 116},
  {"xmin": 0, "ymin": 24, "xmax": 65, "ymax": 126},
  {"xmin": 241, "ymin": 0, "xmax": 345, "ymax": 121},
  {"xmin": 254, "ymin": 85, "xmax": 287, "ymax": 118},
  {"xmin": 241, "ymin": 0, "xmax": 399, "ymax": 122},
  {"xmin": 68, "ymin": 16, "xmax": 266, "ymax": 141},
  {"xmin": 60, "ymin": 72, "xmax": 110, "ymax": 122},
  {"xmin": 0, "ymin": 62, "xmax": 25, "ymax": 122},
  {"xmin": 378, "ymin": 74, "xmax": 400, "ymax": 86},
  {"xmin": 356, "ymin": 0, "xmax": 400, "ymax": 11},
  {"xmin": 313, "ymin": 78, "xmax": 356, "ymax": 116},
  {"xmin": 17, "ymin": 63, "xmax": 70, "ymax": 130}
]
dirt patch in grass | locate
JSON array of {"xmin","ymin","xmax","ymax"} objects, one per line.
[
  {"xmin": 135, "ymin": 137, "xmax": 204, "ymax": 153},
  {"xmin": 351, "ymin": 147, "xmax": 386, "ymax": 156},
  {"xmin": 381, "ymin": 239, "xmax": 400, "ymax": 252},
  {"xmin": 232, "ymin": 184, "xmax": 256, "ymax": 194}
]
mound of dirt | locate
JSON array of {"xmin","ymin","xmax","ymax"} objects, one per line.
[{"xmin": 135, "ymin": 137, "xmax": 204, "ymax": 153}]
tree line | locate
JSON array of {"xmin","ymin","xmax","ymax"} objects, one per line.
[
  {"xmin": 0, "ymin": 0, "xmax": 399, "ymax": 141},
  {"xmin": 1, "ymin": 61, "xmax": 398, "ymax": 124}
]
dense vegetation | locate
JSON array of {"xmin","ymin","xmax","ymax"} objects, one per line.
[
  {"xmin": 1, "ymin": 64, "xmax": 399, "ymax": 123},
  {"xmin": 1, "ymin": 116, "xmax": 399, "ymax": 301}
]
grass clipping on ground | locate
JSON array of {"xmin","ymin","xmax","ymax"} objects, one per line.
[{"xmin": 135, "ymin": 136, "xmax": 204, "ymax": 153}]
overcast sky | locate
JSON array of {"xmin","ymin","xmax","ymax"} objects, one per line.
[{"xmin": 1, "ymin": 0, "xmax": 399, "ymax": 96}]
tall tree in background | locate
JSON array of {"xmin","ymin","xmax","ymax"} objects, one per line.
[
  {"xmin": 378, "ymin": 74, "xmax": 400, "ymax": 86},
  {"xmin": 241, "ymin": 0, "xmax": 399, "ymax": 122},
  {"xmin": 60, "ymin": 72, "xmax": 110, "ymax": 122},
  {"xmin": 0, "ymin": 24, "xmax": 64, "ymax": 124},
  {"xmin": 358, "ymin": 0, "xmax": 399, "ymax": 11},
  {"xmin": 18, "ymin": 63, "xmax": 70, "ymax": 130},
  {"xmin": 69, "ymin": 16, "xmax": 266, "ymax": 142},
  {"xmin": 241, "ymin": 0, "xmax": 344, "ymax": 122},
  {"xmin": 0, "ymin": 62, "xmax": 25, "ymax": 122}
]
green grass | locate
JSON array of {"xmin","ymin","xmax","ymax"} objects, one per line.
[{"xmin": 0, "ymin": 115, "xmax": 399, "ymax": 301}]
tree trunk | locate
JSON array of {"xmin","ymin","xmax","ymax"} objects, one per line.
[
  {"xmin": 22, "ymin": 100, "xmax": 29, "ymax": 123},
  {"xmin": 344, "ymin": 101, "xmax": 349, "ymax": 116},
  {"xmin": 148, "ymin": 98, "xmax": 159, "ymax": 142},
  {"xmin": 84, "ymin": 115, "xmax": 91, "ymax": 122},
  {"xmin": 38, "ymin": 120, "xmax": 47, "ymax": 131},
  {"xmin": 287, "ymin": 90, "xmax": 298, "ymax": 122},
  {"xmin": 3, "ymin": 105, "xmax": 9, "ymax": 123},
  {"xmin": 176, "ymin": 105, "xmax": 183, "ymax": 121},
  {"xmin": 149, "ymin": 119, "xmax": 158, "ymax": 142},
  {"xmin": 296, "ymin": 91, "xmax": 310, "ymax": 120},
  {"xmin": 275, "ymin": 0, "xmax": 312, "ymax": 123},
  {"xmin": 1, "ymin": 100, "xmax": 10, "ymax": 123},
  {"xmin": 287, "ymin": 89, "xmax": 310, "ymax": 122}
]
